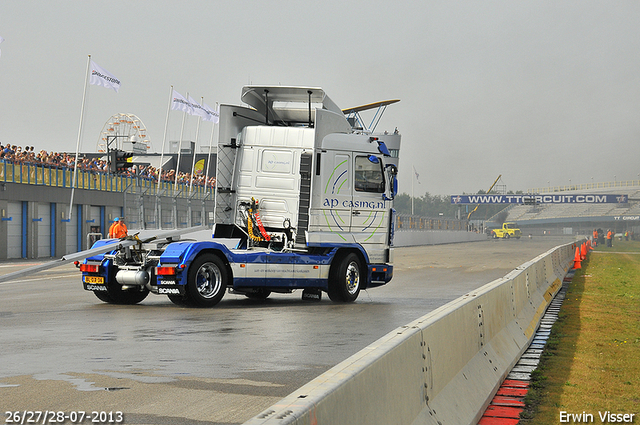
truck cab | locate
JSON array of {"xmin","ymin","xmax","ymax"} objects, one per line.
[
  {"xmin": 79, "ymin": 85, "xmax": 402, "ymax": 307},
  {"xmin": 491, "ymin": 222, "xmax": 522, "ymax": 239}
]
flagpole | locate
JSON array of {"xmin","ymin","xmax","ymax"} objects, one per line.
[
  {"xmin": 173, "ymin": 92, "xmax": 189, "ymax": 196},
  {"xmin": 204, "ymin": 103, "xmax": 217, "ymax": 226},
  {"xmin": 204, "ymin": 102, "xmax": 217, "ymax": 197},
  {"xmin": 189, "ymin": 96, "xmax": 203, "ymax": 196},
  {"xmin": 411, "ymin": 165, "xmax": 414, "ymax": 215},
  {"xmin": 69, "ymin": 55, "xmax": 92, "ymax": 222},
  {"xmin": 155, "ymin": 85, "xmax": 173, "ymax": 229}
]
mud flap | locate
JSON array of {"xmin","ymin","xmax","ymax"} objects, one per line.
[{"xmin": 302, "ymin": 288, "xmax": 322, "ymax": 301}]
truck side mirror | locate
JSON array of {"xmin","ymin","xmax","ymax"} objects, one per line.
[{"xmin": 383, "ymin": 164, "xmax": 398, "ymax": 201}]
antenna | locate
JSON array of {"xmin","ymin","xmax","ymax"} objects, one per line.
[
  {"xmin": 308, "ymin": 90, "xmax": 313, "ymax": 128},
  {"xmin": 264, "ymin": 89, "xmax": 269, "ymax": 125}
]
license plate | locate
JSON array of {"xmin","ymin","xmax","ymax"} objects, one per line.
[{"xmin": 84, "ymin": 276, "xmax": 104, "ymax": 284}]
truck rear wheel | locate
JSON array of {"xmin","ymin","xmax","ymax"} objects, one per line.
[
  {"xmin": 93, "ymin": 291, "xmax": 115, "ymax": 303},
  {"xmin": 168, "ymin": 294, "xmax": 189, "ymax": 305},
  {"xmin": 186, "ymin": 254, "xmax": 227, "ymax": 307},
  {"xmin": 328, "ymin": 252, "xmax": 362, "ymax": 303},
  {"xmin": 94, "ymin": 283, "xmax": 149, "ymax": 305},
  {"xmin": 113, "ymin": 288, "xmax": 150, "ymax": 304},
  {"xmin": 244, "ymin": 289, "xmax": 271, "ymax": 300}
]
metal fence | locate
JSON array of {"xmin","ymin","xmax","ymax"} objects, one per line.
[
  {"xmin": 527, "ymin": 180, "xmax": 640, "ymax": 194},
  {"xmin": 0, "ymin": 160, "xmax": 212, "ymax": 199},
  {"xmin": 395, "ymin": 214, "xmax": 468, "ymax": 231}
]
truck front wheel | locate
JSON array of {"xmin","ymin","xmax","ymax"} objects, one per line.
[
  {"xmin": 328, "ymin": 253, "xmax": 362, "ymax": 303},
  {"xmin": 186, "ymin": 254, "xmax": 228, "ymax": 307}
]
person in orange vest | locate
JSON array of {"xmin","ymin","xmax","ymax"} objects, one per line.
[
  {"xmin": 592, "ymin": 229, "xmax": 598, "ymax": 247},
  {"xmin": 606, "ymin": 229, "xmax": 613, "ymax": 248},
  {"xmin": 108, "ymin": 217, "xmax": 128, "ymax": 239}
]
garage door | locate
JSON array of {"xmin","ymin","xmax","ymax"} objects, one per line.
[
  {"xmin": 37, "ymin": 203, "xmax": 52, "ymax": 258},
  {"xmin": 89, "ymin": 205, "xmax": 101, "ymax": 233},
  {"xmin": 7, "ymin": 202, "xmax": 23, "ymax": 259},
  {"xmin": 108, "ymin": 206, "xmax": 122, "ymax": 227},
  {"xmin": 65, "ymin": 206, "xmax": 79, "ymax": 255}
]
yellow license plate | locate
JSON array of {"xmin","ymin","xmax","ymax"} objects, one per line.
[{"xmin": 84, "ymin": 276, "xmax": 104, "ymax": 284}]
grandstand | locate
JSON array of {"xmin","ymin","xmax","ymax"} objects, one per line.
[{"xmin": 486, "ymin": 181, "xmax": 640, "ymax": 236}]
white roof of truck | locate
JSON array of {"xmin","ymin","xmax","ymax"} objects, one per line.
[{"xmin": 241, "ymin": 86, "xmax": 344, "ymax": 118}]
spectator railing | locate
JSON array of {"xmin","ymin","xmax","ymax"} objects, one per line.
[{"xmin": 0, "ymin": 160, "xmax": 213, "ymax": 199}]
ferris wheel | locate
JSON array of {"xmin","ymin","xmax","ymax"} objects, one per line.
[{"xmin": 97, "ymin": 113, "xmax": 152, "ymax": 154}]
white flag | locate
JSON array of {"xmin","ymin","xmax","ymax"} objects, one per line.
[
  {"xmin": 89, "ymin": 60, "xmax": 121, "ymax": 92},
  {"xmin": 188, "ymin": 96, "xmax": 209, "ymax": 120},
  {"xmin": 203, "ymin": 102, "xmax": 219, "ymax": 123},
  {"xmin": 171, "ymin": 90, "xmax": 193, "ymax": 114}
]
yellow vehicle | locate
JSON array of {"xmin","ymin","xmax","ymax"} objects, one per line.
[{"xmin": 491, "ymin": 222, "xmax": 522, "ymax": 239}]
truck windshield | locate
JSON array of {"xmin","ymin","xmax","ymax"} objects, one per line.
[{"xmin": 355, "ymin": 155, "xmax": 384, "ymax": 193}]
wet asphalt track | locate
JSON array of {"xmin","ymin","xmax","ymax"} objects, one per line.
[{"xmin": 0, "ymin": 236, "xmax": 576, "ymax": 424}]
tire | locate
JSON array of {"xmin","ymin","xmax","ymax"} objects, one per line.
[
  {"xmin": 503, "ymin": 233, "xmax": 510, "ymax": 239},
  {"xmin": 93, "ymin": 290, "xmax": 115, "ymax": 303},
  {"xmin": 328, "ymin": 252, "xmax": 362, "ymax": 303},
  {"xmin": 92, "ymin": 278, "xmax": 149, "ymax": 305},
  {"xmin": 244, "ymin": 289, "xmax": 271, "ymax": 300},
  {"xmin": 109, "ymin": 286, "xmax": 150, "ymax": 305},
  {"xmin": 186, "ymin": 254, "xmax": 228, "ymax": 307},
  {"xmin": 168, "ymin": 294, "xmax": 189, "ymax": 305}
]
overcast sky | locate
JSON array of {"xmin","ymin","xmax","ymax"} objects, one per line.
[{"xmin": 1, "ymin": 1, "xmax": 639, "ymax": 196}]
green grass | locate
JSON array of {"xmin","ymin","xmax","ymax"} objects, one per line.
[{"xmin": 520, "ymin": 239, "xmax": 640, "ymax": 423}]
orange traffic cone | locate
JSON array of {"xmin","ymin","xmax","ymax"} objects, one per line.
[
  {"xmin": 588, "ymin": 240, "xmax": 594, "ymax": 250},
  {"xmin": 581, "ymin": 243, "xmax": 587, "ymax": 260},
  {"xmin": 573, "ymin": 247, "xmax": 582, "ymax": 269}
]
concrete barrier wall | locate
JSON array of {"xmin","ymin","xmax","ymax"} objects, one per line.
[{"xmin": 244, "ymin": 240, "xmax": 581, "ymax": 425}]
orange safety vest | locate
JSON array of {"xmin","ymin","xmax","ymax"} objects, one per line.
[
  {"xmin": 109, "ymin": 222, "xmax": 128, "ymax": 238},
  {"xmin": 607, "ymin": 231, "xmax": 612, "ymax": 240}
]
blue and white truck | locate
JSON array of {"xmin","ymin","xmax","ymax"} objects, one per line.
[{"xmin": 79, "ymin": 86, "xmax": 401, "ymax": 306}]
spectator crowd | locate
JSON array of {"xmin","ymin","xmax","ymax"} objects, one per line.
[{"xmin": 0, "ymin": 143, "xmax": 216, "ymax": 189}]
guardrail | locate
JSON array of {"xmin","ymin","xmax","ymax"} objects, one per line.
[
  {"xmin": 244, "ymin": 239, "xmax": 580, "ymax": 425},
  {"xmin": 396, "ymin": 214, "xmax": 467, "ymax": 231},
  {"xmin": 0, "ymin": 160, "xmax": 211, "ymax": 200}
]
